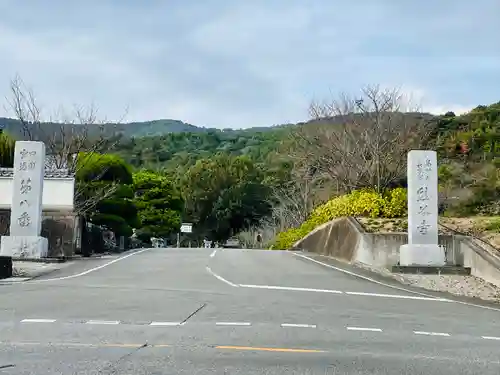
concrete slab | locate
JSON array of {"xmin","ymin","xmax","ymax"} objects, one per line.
[{"xmin": 392, "ymin": 265, "xmax": 472, "ymax": 275}]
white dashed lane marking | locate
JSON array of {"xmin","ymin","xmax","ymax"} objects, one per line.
[
  {"xmin": 20, "ymin": 319, "xmax": 57, "ymax": 323},
  {"xmin": 346, "ymin": 327, "xmax": 383, "ymax": 332},
  {"xmin": 85, "ymin": 320, "xmax": 120, "ymax": 325},
  {"xmin": 414, "ymin": 331, "xmax": 450, "ymax": 337},
  {"xmin": 7, "ymin": 319, "xmax": 500, "ymax": 342},
  {"xmin": 281, "ymin": 323, "xmax": 317, "ymax": 328}
]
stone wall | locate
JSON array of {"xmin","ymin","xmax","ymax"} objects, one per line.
[
  {"xmin": 41, "ymin": 212, "xmax": 78, "ymax": 257},
  {"xmin": 0, "ymin": 210, "xmax": 78, "ymax": 257}
]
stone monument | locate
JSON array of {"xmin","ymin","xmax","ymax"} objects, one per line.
[
  {"xmin": 0, "ymin": 141, "xmax": 48, "ymax": 258},
  {"xmin": 399, "ymin": 150, "xmax": 445, "ymax": 266}
]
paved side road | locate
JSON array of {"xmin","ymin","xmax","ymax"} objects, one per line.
[{"xmin": 1, "ymin": 247, "xmax": 500, "ymax": 374}]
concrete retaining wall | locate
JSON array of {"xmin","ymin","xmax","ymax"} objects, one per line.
[
  {"xmin": 293, "ymin": 217, "xmax": 500, "ymax": 287},
  {"xmin": 460, "ymin": 238, "xmax": 500, "ymax": 288},
  {"xmin": 292, "ymin": 219, "xmax": 360, "ymax": 261}
]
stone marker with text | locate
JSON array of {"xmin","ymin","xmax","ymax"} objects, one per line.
[
  {"xmin": 0, "ymin": 141, "xmax": 48, "ymax": 258},
  {"xmin": 399, "ymin": 150, "xmax": 445, "ymax": 266}
]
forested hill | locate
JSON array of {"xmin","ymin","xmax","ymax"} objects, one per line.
[
  {"xmin": 2, "ymin": 102, "xmax": 498, "ymax": 175},
  {"xmin": 0, "ymin": 117, "xmax": 289, "ymax": 138},
  {"xmin": 112, "ymin": 126, "xmax": 294, "ymax": 170}
]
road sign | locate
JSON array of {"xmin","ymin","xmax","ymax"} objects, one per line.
[{"xmin": 180, "ymin": 223, "xmax": 192, "ymax": 233}]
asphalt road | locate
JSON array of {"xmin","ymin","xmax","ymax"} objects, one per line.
[{"xmin": 1, "ymin": 247, "xmax": 500, "ymax": 374}]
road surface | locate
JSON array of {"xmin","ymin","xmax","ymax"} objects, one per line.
[{"xmin": 1, "ymin": 247, "xmax": 500, "ymax": 374}]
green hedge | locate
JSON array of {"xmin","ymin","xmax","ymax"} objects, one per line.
[{"xmin": 271, "ymin": 188, "xmax": 407, "ymax": 250}]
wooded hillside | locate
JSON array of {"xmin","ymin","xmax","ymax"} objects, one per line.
[{"xmin": 1, "ymin": 80, "xmax": 497, "ymax": 248}]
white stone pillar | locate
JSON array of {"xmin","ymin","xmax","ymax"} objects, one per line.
[
  {"xmin": 0, "ymin": 141, "xmax": 48, "ymax": 258},
  {"xmin": 399, "ymin": 150, "xmax": 445, "ymax": 266}
]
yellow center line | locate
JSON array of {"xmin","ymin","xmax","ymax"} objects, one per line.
[
  {"xmin": 215, "ymin": 345, "xmax": 326, "ymax": 353},
  {"xmin": 1, "ymin": 342, "xmax": 322, "ymax": 353}
]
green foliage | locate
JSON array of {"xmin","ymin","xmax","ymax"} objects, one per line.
[
  {"xmin": 448, "ymin": 176, "xmax": 500, "ymax": 217},
  {"xmin": 0, "ymin": 117, "xmax": 202, "ymax": 139},
  {"xmin": 181, "ymin": 154, "xmax": 272, "ymax": 241},
  {"xmin": 92, "ymin": 185, "xmax": 139, "ymax": 237},
  {"xmin": 0, "ymin": 131, "xmax": 15, "ymax": 167},
  {"xmin": 434, "ymin": 103, "xmax": 500, "ymax": 216},
  {"xmin": 271, "ymin": 188, "xmax": 407, "ymax": 250},
  {"xmin": 112, "ymin": 127, "xmax": 292, "ymax": 173},
  {"xmin": 76, "ymin": 152, "xmax": 133, "ymax": 184},
  {"xmin": 483, "ymin": 217, "xmax": 500, "ymax": 232},
  {"xmin": 133, "ymin": 170, "xmax": 183, "ymax": 242},
  {"xmin": 436, "ymin": 102, "xmax": 500, "ymax": 162},
  {"xmin": 77, "ymin": 153, "xmax": 138, "ymax": 237}
]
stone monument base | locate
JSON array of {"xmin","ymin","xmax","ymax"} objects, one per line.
[
  {"xmin": 399, "ymin": 244, "xmax": 445, "ymax": 266},
  {"xmin": 392, "ymin": 265, "xmax": 471, "ymax": 275},
  {"xmin": 0, "ymin": 236, "xmax": 49, "ymax": 259}
]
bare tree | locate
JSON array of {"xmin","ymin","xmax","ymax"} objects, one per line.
[
  {"xmin": 291, "ymin": 85, "xmax": 437, "ymax": 194},
  {"xmin": 237, "ymin": 218, "xmax": 279, "ymax": 249},
  {"xmin": 5, "ymin": 75, "xmax": 127, "ymax": 216},
  {"xmin": 269, "ymin": 166, "xmax": 317, "ymax": 230},
  {"xmin": 260, "ymin": 160, "xmax": 327, "ymax": 234}
]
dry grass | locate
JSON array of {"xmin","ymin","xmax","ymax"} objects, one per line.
[{"xmin": 357, "ymin": 216, "xmax": 500, "ymax": 249}]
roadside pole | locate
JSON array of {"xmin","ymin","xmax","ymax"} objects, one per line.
[{"xmin": 179, "ymin": 223, "xmax": 193, "ymax": 248}]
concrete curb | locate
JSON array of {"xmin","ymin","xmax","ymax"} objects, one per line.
[
  {"xmin": 0, "ymin": 277, "xmax": 31, "ymax": 284},
  {"xmin": 0, "ymin": 247, "xmax": 150, "ymax": 284},
  {"xmin": 3, "ymin": 263, "xmax": 72, "ymax": 283}
]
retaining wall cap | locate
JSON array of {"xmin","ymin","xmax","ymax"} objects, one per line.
[{"xmin": 0, "ymin": 167, "xmax": 74, "ymax": 178}]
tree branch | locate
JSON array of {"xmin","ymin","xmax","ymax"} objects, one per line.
[
  {"xmin": 5, "ymin": 75, "xmax": 128, "ymax": 216},
  {"xmin": 292, "ymin": 84, "xmax": 437, "ymax": 194}
]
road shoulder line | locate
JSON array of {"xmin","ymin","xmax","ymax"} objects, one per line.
[
  {"xmin": 293, "ymin": 251, "xmax": 500, "ymax": 312},
  {"xmin": 27, "ymin": 248, "xmax": 153, "ymax": 283},
  {"xmin": 205, "ymin": 267, "xmax": 239, "ymax": 287},
  {"xmin": 291, "ymin": 252, "xmax": 443, "ymax": 299}
]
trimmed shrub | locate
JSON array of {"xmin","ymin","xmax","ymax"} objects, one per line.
[
  {"xmin": 483, "ymin": 217, "xmax": 500, "ymax": 232},
  {"xmin": 271, "ymin": 188, "xmax": 407, "ymax": 250}
]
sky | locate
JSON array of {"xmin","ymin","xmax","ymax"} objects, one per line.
[{"xmin": 0, "ymin": 0, "xmax": 499, "ymax": 129}]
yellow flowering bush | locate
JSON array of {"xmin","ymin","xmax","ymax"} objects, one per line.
[
  {"xmin": 271, "ymin": 188, "xmax": 407, "ymax": 250},
  {"xmin": 382, "ymin": 188, "xmax": 407, "ymax": 218}
]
